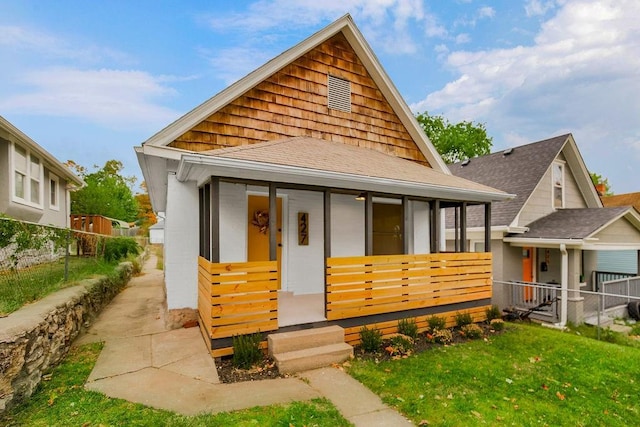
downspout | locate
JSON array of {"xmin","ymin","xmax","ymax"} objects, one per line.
[{"xmin": 557, "ymin": 243, "xmax": 568, "ymax": 328}]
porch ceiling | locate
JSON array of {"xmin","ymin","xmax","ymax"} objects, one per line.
[{"xmin": 176, "ymin": 137, "xmax": 512, "ymax": 203}]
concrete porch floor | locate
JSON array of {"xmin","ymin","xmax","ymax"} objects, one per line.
[{"xmin": 278, "ymin": 291, "xmax": 325, "ymax": 327}]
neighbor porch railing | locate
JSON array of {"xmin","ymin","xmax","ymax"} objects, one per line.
[
  {"xmin": 325, "ymin": 252, "xmax": 492, "ymax": 321},
  {"xmin": 601, "ymin": 276, "xmax": 640, "ymax": 310},
  {"xmin": 198, "ymin": 257, "xmax": 278, "ymax": 339},
  {"xmin": 506, "ymin": 281, "xmax": 560, "ymax": 321},
  {"xmin": 592, "ymin": 270, "xmax": 636, "ymax": 291}
]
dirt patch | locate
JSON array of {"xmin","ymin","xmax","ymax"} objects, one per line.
[{"xmin": 215, "ymin": 355, "xmax": 286, "ymax": 383}]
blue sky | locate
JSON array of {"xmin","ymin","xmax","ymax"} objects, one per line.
[{"xmin": 1, "ymin": 0, "xmax": 639, "ymax": 193}]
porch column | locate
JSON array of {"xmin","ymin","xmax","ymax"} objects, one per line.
[
  {"xmin": 403, "ymin": 196, "xmax": 410, "ymax": 254},
  {"xmin": 365, "ymin": 192, "xmax": 373, "ymax": 256},
  {"xmin": 430, "ymin": 200, "xmax": 440, "ymax": 253},
  {"xmin": 454, "ymin": 206, "xmax": 459, "ymax": 252},
  {"xmin": 324, "ymin": 190, "xmax": 331, "ymax": 317},
  {"xmin": 210, "ymin": 178, "xmax": 220, "ymax": 263},
  {"xmin": 558, "ymin": 244, "xmax": 568, "ymax": 327},
  {"xmin": 637, "ymin": 250, "xmax": 640, "ymax": 276},
  {"xmin": 460, "ymin": 202, "xmax": 467, "ymax": 252},
  {"xmin": 269, "ymin": 183, "xmax": 277, "ymax": 261},
  {"xmin": 484, "ymin": 203, "xmax": 492, "ymax": 252},
  {"xmin": 566, "ymin": 249, "xmax": 584, "ymax": 324}
]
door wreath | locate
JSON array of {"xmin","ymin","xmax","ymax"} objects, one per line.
[{"xmin": 251, "ymin": 210, "xmax": 270, "ymax": 234}]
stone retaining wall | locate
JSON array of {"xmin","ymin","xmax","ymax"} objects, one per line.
[{"xmin": 0, "ymin": 262, "xmax": 134, "ymax": 412}]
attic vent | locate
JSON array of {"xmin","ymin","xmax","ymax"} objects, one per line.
[
  {"xmin": 503, "ymin": 148, "xmax": 514, "ymax": 156},
  {"xmin": 327, "ymin": 75, "xmax": 351, "ymax": 113},
  {"xmin": 461, "ymin": 159, "xmax": 470, "ymax": 166}
]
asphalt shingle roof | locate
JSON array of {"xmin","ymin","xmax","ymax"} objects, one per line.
[
  {"xmin": 507, "ymin": 207, "xmax": 629, "ymax": 239},
  {"xmin": 201, "ymin": 136, "xmax": 506, "ymax": 196},
  {"xmin": 449, "ymin": 134, "xmax": 569, "ymax": 227},
  {"xmin": 602, "ymin": 192, "xmax": 640, "ymax": 212}
]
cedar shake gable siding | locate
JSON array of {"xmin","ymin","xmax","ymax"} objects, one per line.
[{"xmin": 169, "ymin": 33, "xmax": 430, "ymax": 167}]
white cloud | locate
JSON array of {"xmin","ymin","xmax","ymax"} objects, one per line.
[
  {"xmin": 525, "ymin": 0, "xmax": 557, "ymax": 17},
  {"xmin": 455, "ymin": 33, "xmax": 471, "ymax": 44},
  {"xmin": 478, "ymin": 7, "xmax": 496, "ymax": 19},
  {"xmin": 412, "ymin": 0, "xmax": 640, "ymax": 192},
  {"xmin": 201, "ymin": 46, "xmax": 274, "ymax": 86},
  {"xmin": 0, "ymin": 68, "xmax": 181, "ymax": 130}
]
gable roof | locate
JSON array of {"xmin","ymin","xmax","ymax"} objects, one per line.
[
  {"xmin": 602, "ymin": 192, "xmax": 640, "ymax": 213},
  {"xmin": 507, "ymin": 207, "xmax": 629, "ymax": 239},
  {"xmin": 0, "ymin": 115, "xmax": 84, "ymax": 188},
  {"xmin": 449, "ymin": 134, "xmax": 601, "ymax": 228},
  {"xmin": 176, "ymin": 137, "xmax": 510, "ymax": 203},
  {"xmin": 141, "ymin": 14, "xmax": 449, "ymax": 174}
]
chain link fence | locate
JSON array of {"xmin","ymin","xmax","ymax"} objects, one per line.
[
  {"xmin": 0, "ymin": 216, "xmax": 128, "ymax": 315},
  {"xmin": 496, "ymin": 280, "xmax": 640, "ymax": 335}
]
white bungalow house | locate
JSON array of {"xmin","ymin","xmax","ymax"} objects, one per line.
[
  {"xmin": 446, "ymin": 134, "xmax": 640, "ymax": 325},
  {"xmin": 136, "ymin": 15, "xmax": 511, "ymax": 356},
  {"xmin": 0, "ymin": 116, "xmax": 84, "ymax": 227}
]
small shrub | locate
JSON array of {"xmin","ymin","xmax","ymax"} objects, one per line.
[
  {"xmin": 485, "ymin": 305, "xmax": 501, "ymax": 321},
  {"xmin": 427, "ymin": 328, "xmax": 453, "ymax": 345},
  {"xmin": 630, "ymin": 323, "xmax": 640, "ymax": 336},
  {"xmin": 398, "ymin": 318, "xmax": 419, "ymax": 339},
  {"xmin": 455, "ymin": 312, "xmax": 473, "ymax": 328},
  {"xmin": 232, "ymin": 332, "xmax": 263, "ymax": 369},
  {"xmin": 600, "ymin": 327, "xmax": 618, "ymax": 343},
  {"xmin": 360, "ymin": 326, "xmax": 383, "ymax": 352},
  {"xmin": 490, "ymin": 318, "xmax": 505, "ymax": 331},
  {"xmin": 103, "ymin": 237, "xmax": 141, "ymax": 262},
  {"xmin": 385, "ymin": 334, "xmax": 414, "ymax": 356},
  {"xmin": 427, "ymin": 315, "xmax": 446, "ymax": 331},
  {"xmin": 460, "ymin": 324, "xmax": 484, "ymax": 339}
]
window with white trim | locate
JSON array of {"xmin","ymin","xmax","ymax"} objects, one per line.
[
  {"xmin": 552, "ymin": 162, "xmax": 564, "ymax": 208},
  {"xmin": 49, "ymin": 173, "xmax": 60, "ymax": 210},
  {"xmin": 12, "ymin": 142, "xmax": 43, "ymax": 207}
]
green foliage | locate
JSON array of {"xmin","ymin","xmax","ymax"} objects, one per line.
[
  {"xmin": 454, "ymin": 312, "xmax": 473, "ymax": 327},
  {"xmin": 415, "ymin": 111, "xmax": 492, "ymax": 163},
  {"xmin": 348, "ymin": 323, "xmax": 640, "ymax": 426},
  {"xmin": 589, "ymin": 171, "xmax": 614, "ymax": 196},
  {"xmin": 427, "ymin": 328, "xmax": 453, "ymax": 344},
  {"xmin": 397, "ymin": 317, "xmax": 419, "ymax": 339},
  {"xmin": 485, "ymin": 305, "xmax": 502, "ymax": 321},
  {"xmin": 460, "ymin": 323, "xmax": 484, "ymax": 339},
  {"xmin": 490, "ymin": 318, "xmax": 506, "ymax": 331},
  {"xmin": 359, "ymin": 325, "xmax": 383, "ymax": 353},
  {"xmin": 232, "ymin": 333, "xmax": 263, "ymax": 369},
  {"xmin": 70, "ymin": 160, "xmax": 139, "ymax": 222},
  {"xmin": 102, "ymin": 237, "xmax": 140, "ymax": 262},
  {"xmin": 386, "ymin": 334, "xmax": 414, "ymax": 356},
  {"xmin": 0, "ymin": 216, "xmax": 68, "ymax": 267},
  {"xmin": 1, "ymin": 344, "xmax": 350, "ymax": 426},
  {"xmin": 427, "ymin": 315, "xmax": 446, "ymax": 330}
]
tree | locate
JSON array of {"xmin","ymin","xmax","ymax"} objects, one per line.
[
  {"xmin": 590, "ymin": 172, "xmax": 613, "ymax": 196},
  {"xmin": 135, "ymin": 185, "xmax": 157, "ymax": 235},
  {"xmin": 69, "ymin": 160, "xmax": 139, "ymax": 222},
  {"xmin": 415, "ymin": 112, "xmax": 493, "ymax": 163}
]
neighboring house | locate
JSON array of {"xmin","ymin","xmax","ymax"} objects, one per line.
[
  {"xmin": 136, "ymin": 15, "xmax": 510, "ymax": 356},
  {"xmin": 0, "ymin": 116, "xmax": 84, "ymax": 227},
  {"xmin": 149, "ymin": 219, "xmax": 164, "ymax": 244},
  {"xmin": 446, "ymin": 134, "xmax": 640, "ymax": 325},
  {"xmin": 598, "ymin": 192, "xmax": 640, "ymax": 274}
]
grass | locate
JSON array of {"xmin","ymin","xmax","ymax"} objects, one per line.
[
  {"xmin": 348, "ymin": 323, "xmax": 640, "ymax": 426},
  {"xmin": 1, "ymin": 343, "xmax": 350, "ymax": 427},
  {"xmin": 0, "ymin": 257, "xmax": 123, "ymax": 315}
]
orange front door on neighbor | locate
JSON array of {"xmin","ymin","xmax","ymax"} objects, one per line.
[{"xmin": 522, "ymin": 247, "xmax": 534, "ymax": 301}]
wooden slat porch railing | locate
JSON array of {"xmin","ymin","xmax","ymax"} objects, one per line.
[
  {"xmin": 198, "ymin": 257, "xmax": 279, "ymax": 339},
  {"xmin": 326, "ymin": 252, "xmax": 492, "ymax": 320}
]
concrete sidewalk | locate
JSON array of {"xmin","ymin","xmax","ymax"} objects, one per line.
[{"xmin": 76, "ymin": 253, "xmax": 412, "ymax": 425}]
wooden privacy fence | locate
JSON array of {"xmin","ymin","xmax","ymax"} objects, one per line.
[
  {"xmin": 198, "ymin": 257, "xmax": 279, "ymax": 339},
  {"xmin": 326, "ymin": 252, "xmax": 492, "ymax": 320}
]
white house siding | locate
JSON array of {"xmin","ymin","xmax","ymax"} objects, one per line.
[
  {"xmin": 593, "ymin": 217, "xmax": 640, "ymax": 244},
  {"xmin": 39, "ymin": 169, "xmax": 69, "ymax": 227},
  {"xmin": 149, "ymin": 228, "xmax": 164, "ymax": 244},
  {"xmin": 537, "ymin": 248, "xmax": 562, "ymax": 284},
  {"xmin": 164, "ymin": 175, "xmax": 199, "ymax": 310},
  {"xmin": 284, "ymin": 189, "xmax": 324, "ymax": 295},
  {"xmin": 331, "ymin": 193, "xmax": 365, "ymax": 257},
  {"xmin": 219, "ymin": 182, "xmax": 248, "ymax": 263},
  {"xmin": 518, "ymin": 152, "xmax": 586, "ymax": 227},
  {"xmin": 412, "ymin": 201, "xmax": 430, "ymax": 254}
]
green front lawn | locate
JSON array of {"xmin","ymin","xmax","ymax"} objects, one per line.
[
  {"xmin": 348, "ymin": 323, "xmax": 639, "ymax": 426},
  {"xmin": 1, "ymin": 343, "xmax": 350, "ymax": 427}
]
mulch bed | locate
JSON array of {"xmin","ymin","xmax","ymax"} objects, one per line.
[{"xmin": 215, "ymin": 321, "xmax": 507, "ymax": 383}]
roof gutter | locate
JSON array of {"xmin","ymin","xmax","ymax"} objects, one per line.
[
  {"xmin": 503, "ymin": 237, "xmax": 584, "ymax": 248},
  {"xmin": 176, "ymin": 153, "xmax": 513, "ymax": 203}
]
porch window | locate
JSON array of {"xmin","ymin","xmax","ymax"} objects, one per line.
[
  {"xmin": 552, "ymin": 162, "xmax": 564, "ymax": 208},
  {"xmin": 12, "ymin": 142, "xmax": 43, "ymax": 207},
  {"xmin": 49, "ymin": 173, "xmax": 59, "ymax": 210},
  {"xmin": 373, "ymin": 201, "xmax": 403, "ymax": 255}
]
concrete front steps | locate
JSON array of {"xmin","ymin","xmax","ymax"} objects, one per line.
[{"xmin": 268, "ymin": 325, "xmax": 353, "ymax": 374}]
